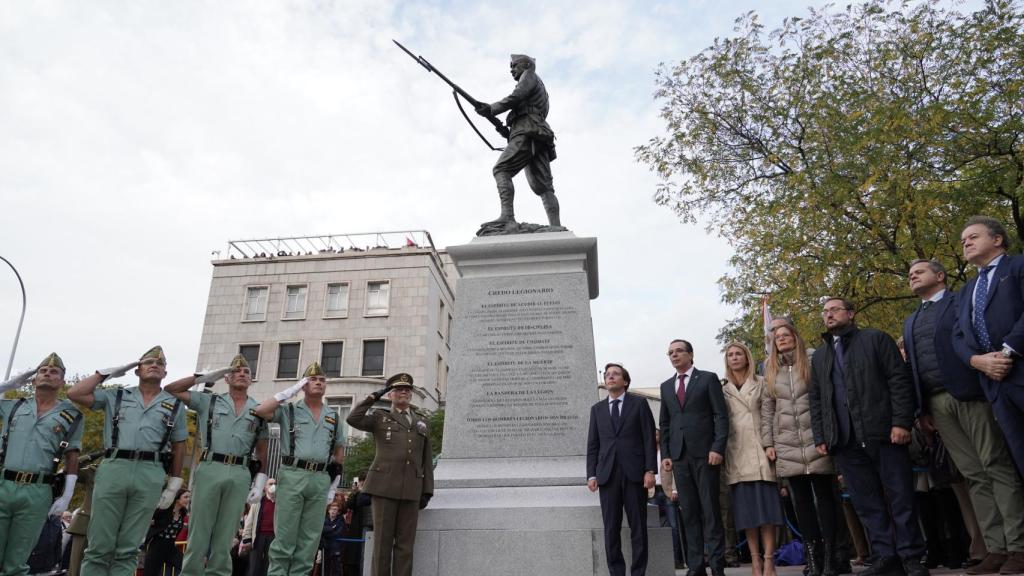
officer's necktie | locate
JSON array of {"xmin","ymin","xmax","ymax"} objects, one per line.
[
  {"xmin": 973, "ymin": 265, "xmax": 995, "ymax": 351},
  {"xmin": 611, "ymin": 398, "xmax": 621, "ymax": 431},
  {"xmin": 676, "ymin": 374, "xmax": 687, "ymax": 409},
  {"xmin": 401, "ymin": 411, "xmax": 411, "ymax": 427}
]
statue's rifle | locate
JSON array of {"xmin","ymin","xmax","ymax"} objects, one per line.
[{"xmin": 393, "ymin": 39, "xmax": 508, "ymax": 151}]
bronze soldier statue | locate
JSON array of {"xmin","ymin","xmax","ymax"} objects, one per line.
[{"xmin": 475, "ymin": 54, "xmax": 561, "ymax": 233}]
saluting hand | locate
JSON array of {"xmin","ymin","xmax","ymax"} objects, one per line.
[
  {"xmin": 97, "ymin": 361, "xmax": 139, "ymax": 381},
  {"xmin": 195, "ymin": 366, "xmax": 233, "ymax": 385},
  {"xmin": 0, "ymin": 368, "xmax": 35, "ymax": 393}
]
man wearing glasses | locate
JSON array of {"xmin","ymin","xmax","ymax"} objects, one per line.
[
  {"xmin": 809, "ymin": 298, "xmax": 925, "ymax": 576},
  {"xmin": 659, "ymin": 340, "xmax": 729, "ymax": 576}
]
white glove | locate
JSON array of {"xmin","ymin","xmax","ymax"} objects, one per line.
[
  {"xmin": 97, "ymin": 362, "xmax": 139, "ymax": 381},
  {"xmin": 0, "ymin": 368, "xmax": 35, "ymax": 393},
  {"xmin": 325, "ymin": 474, "xmax": 341, "ymax": 505},
  {"xmin": 49, "ymin": 474, "xmax": 77, "ymax": 516},
  {"xmin": 157, "ymin": 476, "xmax": 183, "ymax": 509},
  {"xmin": 195, "ymin": 366, "xmax": 233, "ymax": 385},
  {"xmin": 247, "ymin": 473, "xmax": 268, "ymax": 504},
  {"xmin": 274, "ymin": 378, "xmax": 308, "ymax": 402}
]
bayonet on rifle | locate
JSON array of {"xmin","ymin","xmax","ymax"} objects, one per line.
[{"xmin": 393, "ymin": 39, "xmax": 509, "ymax": 151}]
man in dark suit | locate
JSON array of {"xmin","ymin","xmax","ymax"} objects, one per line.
[
  {"xmin": 587, "ymin": 363, "xmax": 657, "ymax": 576},
  {"xmin": 953, "ymin": 216, "xmax": 1024, "ymax": 478},
  {"xmin": 659, "ymin": 339, "xmax": 729, "ymax": 576},
  {"xmin": 904, "ymin": 258, "xmax": 1024, "ymax": 575}
]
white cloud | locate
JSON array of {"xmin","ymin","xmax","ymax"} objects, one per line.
[{"xmin": 1, "ymin": 0, "xmax": 836, "ymax": 387}]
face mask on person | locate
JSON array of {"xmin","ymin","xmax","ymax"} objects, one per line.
[{"xmin": 267, "ymin": 485, "xmax": 277, "ymax": 496}]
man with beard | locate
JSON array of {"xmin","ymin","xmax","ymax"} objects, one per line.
[{"xmin": 0, "ymin": 353, "xmax": 83, "ymax": 576}]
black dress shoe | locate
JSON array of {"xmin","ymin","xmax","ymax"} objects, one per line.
[
  {"xmin": 902, "ymin": 558, "xmax": 929, "ymax": 576},
  {"xmin": 859, "ymin": 556, "xmax": 904, "ymax": 576}
]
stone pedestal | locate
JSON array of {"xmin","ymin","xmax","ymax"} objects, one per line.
[{"xmin": 407, "ymin": 232, "xmax": 674, "ymax": 576}]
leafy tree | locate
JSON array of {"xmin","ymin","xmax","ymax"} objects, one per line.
[{"xmin": 636, "ymin": 0, "xmax": 1024, "ymax": 346}]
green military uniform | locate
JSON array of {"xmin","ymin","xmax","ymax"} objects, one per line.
[
  {"xmin": 0, "ymin": 353, "xmax": 83, "ymax": 576},
  {"xmin": 181, "ymin": 355, "xmax": 267, "ymax": 576},
  {"xmin": 82, "ymin": 347, "xmax": 188, "ymax": 576},
  {"xmin": 267, "ymin": 363, "xmax": 343, "ymax": 576},
  {"xmin": 346, "ymin": 373, "xmax": 433, "ymax": 576}
]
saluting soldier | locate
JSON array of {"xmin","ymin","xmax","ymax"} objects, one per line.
[
  {"xmin": 253, "ymin": 362, "xmax": 344, "ymax": 576},
  {"xmin": 163, "ymin": 354, "xmax": 269, "ymax": 576},
  {"xmin": 346, "ymin": 373, "xmax": 434, "ymax": 576},
  {"xmin": 68, "ymin": 346, "xmax": 189, "ymax": 576},
  {"xmin": 0, "ymin": 353, "xmax": 83, "ymax": 576}
]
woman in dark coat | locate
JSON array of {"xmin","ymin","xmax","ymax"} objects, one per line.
[{"xmin": 320, "ymin": 503, "xmax": 346, "ymax": 576}]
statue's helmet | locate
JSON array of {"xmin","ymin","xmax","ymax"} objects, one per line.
[{"xmin": 510, "ymin": 54, "xmax": 536, "ymax": 70}]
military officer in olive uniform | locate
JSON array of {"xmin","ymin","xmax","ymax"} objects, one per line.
[
  {"xmin": 0, "ymin": 353, "xmax": 83, "ymax": 576},
  {"xmin": 253, "ymin": 362, "xmax": 344, "ymax": 576},
  {"xmin": 164, "ymin": 354, "xmax": 269, "ymax": 576},
  {"xmin": 68, "ymin": 346, "xmax": 189, "ymax": 576},
  {"xmin": 347, "ymin": 373, "xmax": 434, "ymax": 576}
]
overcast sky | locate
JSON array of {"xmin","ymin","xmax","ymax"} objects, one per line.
[{"xmin": 0, "ymin": 0, "xmax": 843, "ymax": 390}]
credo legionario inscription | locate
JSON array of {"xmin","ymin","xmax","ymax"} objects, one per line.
[{"xmin": 463, "ymin": 286, "xmax": 581, "ymax": 442}]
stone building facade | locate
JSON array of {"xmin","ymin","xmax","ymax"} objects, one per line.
[{"xmin": 195, "ymin": 231, "xmax": 455, "ymax": 442}]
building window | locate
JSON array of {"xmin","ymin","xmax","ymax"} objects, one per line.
[
  {"xmin": 438, "ymin": 301, "xmax": 446, "ymax": 338},
  {"xmin": 321, "ymin": 341, "xmax": 344, "ymax": 378},
  {"xmin": 277, "ymin": 342, "xmax": 300, "ymax": 379},
  {"xmin": 283, "ymin": 285, "xmax": 307, "ymax": 320},
  {"xmin": 361, "ymin": 339, "xmax": 385, "ymax": 376},
  {"xmin": 327, "ymin": 397, "xmax": 352, "ymax": 440},
  {"xmin": 243, "ymin": 286, "xmax": 269, "ymax": 322},
  {"xmin": 365, "ymin": 281, "xmax": 390, "ymax": 316},
  {"xmin": 324, "ymin": 283, "xmax": 349, "ymax": 318},
  {"xmin": 447, "ymin": 313, "xmax": 453, "ymax": 344},
  {"xmin": 436, "ymin": 354, "xmax": 446, "ymax": 392},
  {"xmin": 238, "ymin": 344, "xmax": 261, "ymax": 380}
]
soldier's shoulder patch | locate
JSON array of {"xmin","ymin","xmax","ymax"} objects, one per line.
[
  {"xmin": 325, "ymin": 416, "xmax": 337, "ymax": 425},
  {"xmin": 160, "ymin": 401, "xmax": 175, "ymax": 411},
  {"xmin": 57, "ymin": 409, "xmax": 76, "ymax": 425}
]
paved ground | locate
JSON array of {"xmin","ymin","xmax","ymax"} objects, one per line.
[{"xmin": 672, "ymin": 565, "xmax": 1017, "ymax": 576}]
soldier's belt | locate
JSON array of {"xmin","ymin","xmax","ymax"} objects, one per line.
[
  {"xmin": 2, "ymin": 468, "xmax": 54, "ymax": 485},
  {"xmin": 105, "ymin": 449, "xmax": 160, "ymax": 462},
  {"xmin": 281, "ymin": 455, "xmax": 328, "ymax": 472},
  {"xmin": 203, "ymin": 451, "xmax": 250, "ymax": 467}
]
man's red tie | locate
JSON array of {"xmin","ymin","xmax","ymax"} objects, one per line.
[{"xmin": 676, "ymin": 374, "xmax": 687, "ymax": 409}]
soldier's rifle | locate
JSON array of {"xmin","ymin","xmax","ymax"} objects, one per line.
[{"xmin": 393, "ymin": 39, "xmax": 508, "ymax": 151}]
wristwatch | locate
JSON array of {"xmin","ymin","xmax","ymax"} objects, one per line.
[{"xmin": 1001, "ymin": 344, "xmax": 1015, "ymax": 359}]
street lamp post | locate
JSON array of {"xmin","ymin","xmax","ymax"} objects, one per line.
[{"xmin": 1, "ymin": 256, "xmax": 26, "ymax": 380}]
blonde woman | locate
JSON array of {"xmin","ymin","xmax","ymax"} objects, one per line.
[
  {"xmin": 722, "ymin": 342, "xmax": 783, "ymax": 576},
  {"xmin": 761, "ymin": 324, "xmax": 840, "ymax": 576}
]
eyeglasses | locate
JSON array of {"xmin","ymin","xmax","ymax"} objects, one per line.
[{"xmin": 822, "ymin": 306, "xmax": 851, "ymax": 315}]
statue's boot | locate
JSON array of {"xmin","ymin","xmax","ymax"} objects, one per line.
[
  {"xmin": 541, "ymin": 192, "xmax": 561, "ymax": 227},
  {"xmin": 482, "ymin": 183, "xmax": 516, "ymax": 226}
]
